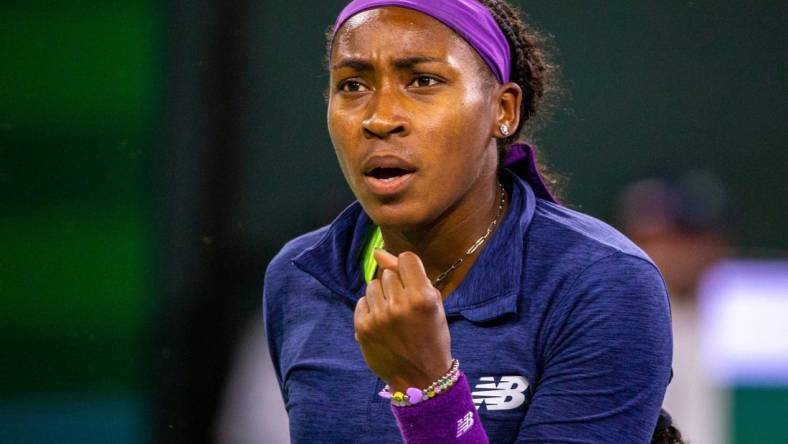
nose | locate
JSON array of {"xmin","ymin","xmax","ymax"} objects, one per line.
[{"xmin": 362, "ymin": 88, "xmax": 410, "ymax": 139}]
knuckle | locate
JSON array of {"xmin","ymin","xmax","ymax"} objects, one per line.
[
  {"xmin": 420, "ymin": 283, "xmax": 438, "ymax": 298},
  {"xmin": 354, "ymin": 320, "xmax": 368, "ymax": 337},
  {"xmin": 398, "ymin": 251, "xmax": 417, "ymax": 262},
  {"xmin": 376, "ymin": 282, "xmax": 388, "ymax": 295},
  {"xmin": 372, "ymin": 309, "xmax": 390, "ymax": 326},
  {"xmin": 410, "ymin": 295, "xmax": 438, "ymax": 313},
  {"xmin": 387, "ymin": 302, "xmax": 406, "ymax": 319}
]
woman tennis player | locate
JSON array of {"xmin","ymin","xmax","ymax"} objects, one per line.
[{"xmin": 264, "ymin": 1, "xmax": 678, "ymax": 442}]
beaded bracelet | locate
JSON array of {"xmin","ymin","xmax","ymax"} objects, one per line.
[{"xmin": 378, "ymin": 359, "xmax": 461, "ymax": 407}]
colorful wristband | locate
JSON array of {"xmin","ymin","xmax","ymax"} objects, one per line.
[
  {"xmin": 378, "ymin": 359, "xmax": 460, "ymax": 407},
  {"xmin": 392, "ymin": 371, "xmax": 488, "ymax": 443}
]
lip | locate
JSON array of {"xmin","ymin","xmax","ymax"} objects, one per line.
[
  {"xmin": 361, "ymin": 154, "xmax": 418, "ymax": 175},
  {"xmin": 364, "ymin": 172, "xmax": 416, "ymax": 196},
  {"xmin": 361, "ymin": 154, "xmax": 419, "ymax": 197}
]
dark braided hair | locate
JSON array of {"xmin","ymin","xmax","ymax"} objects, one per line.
[{"xmin": 651, "ymin": 409, "xmax": 686, "ymax": 444}]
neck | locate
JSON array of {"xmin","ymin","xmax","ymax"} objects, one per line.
[{"xmin": 379, "ymin": 172, "xmax": 507, "ymax": 297}]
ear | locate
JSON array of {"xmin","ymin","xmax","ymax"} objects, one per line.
[{"xmin": 492, "ymin": 82, "xmax": 523, "ymax": 138}]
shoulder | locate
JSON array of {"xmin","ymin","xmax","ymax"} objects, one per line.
[
  {"xmin": 265, "ymin": 226, "xmax": 329, "ymax": 281},
  {"xmin": 531, "ymin": 198, "xmax": 649, "ymax": 261},
  {"xmin": 529, "ymin": 203, "xmax": 672, "ymax": 368},
  {"xmin": 263, "ymin": 225, "xmax": 330, "ymax": 309},
  {"xmin": 524, "ymin": 199, "xmax": 669, "ymax": 320},
  {"xmin": 263, "ymin": 226, "xmax": 330, "ymax": 337},
  {"xmin": 524, "ymin": 198, "xmax": 660, "ymax": 280}
]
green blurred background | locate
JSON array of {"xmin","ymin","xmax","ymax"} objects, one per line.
[
  {"xmin": 0, "ymin": 0, "xmax": 785, "ymax": 443},
  {"xmin": 1, "ymin": 1, "xmax": 158, "ymax": 442}
]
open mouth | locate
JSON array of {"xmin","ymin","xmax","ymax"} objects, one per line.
[
  {"xmin": 361, "ymin": 155, "xmax": 418, "ymax": 195},
  {"xmin": 363, "ymin": 166, "xmax": 416, "ymax": 195},
  {"xmin": 366, "ymin": 167, "xmax": 413, "ymax": 181}
]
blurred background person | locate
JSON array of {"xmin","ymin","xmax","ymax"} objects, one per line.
[
  {"xmin": 616, "ymin": 171, "xmax": 732, "ymax": 444},
  {"xmin": 213, "ymin": 318, "xmax": 289, "ymax": 444}
]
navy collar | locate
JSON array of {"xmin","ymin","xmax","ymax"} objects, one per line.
[{"xmin": 293, "ymin": 169, "xmax": 537, "ymax": 322}]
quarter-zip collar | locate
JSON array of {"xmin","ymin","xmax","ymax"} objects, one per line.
[{"xmin": 293, "ymin": 169, "xmax": 537, "ymax": 322}]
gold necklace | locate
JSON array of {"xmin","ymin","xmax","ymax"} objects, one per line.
[
  {"xmin": 381, "ymin": 183, "xmax": 507, "ymax": 288},
  {"xmin": 430, "ymin": 182, "xmax": 506, "ymax": 288}
]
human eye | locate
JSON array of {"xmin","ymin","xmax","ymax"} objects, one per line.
[
  {"xmin": 408, "ymin": 75, "xmax": 442, "ymax": 88},
  {"xmin": 338, "ymin": 80, "xmax": 369, "ymax": 93}
]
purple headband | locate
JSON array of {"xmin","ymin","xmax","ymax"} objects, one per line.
[
  {"xmin": 332, "ymin": 0, "xmax": 558, "ymax": 204},
  {"xmin": 333, "ymin": 0, "xmax": 511, "ymax": 84}
]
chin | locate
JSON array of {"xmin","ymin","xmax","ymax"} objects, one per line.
[{"xmin": 362, "ymin": 199, "xmax": 429, "ymax": 230}]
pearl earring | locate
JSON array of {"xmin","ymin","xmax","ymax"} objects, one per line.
[{"xmin": 500, "ymin": 124, "xmax": 510, "ymax": 136}]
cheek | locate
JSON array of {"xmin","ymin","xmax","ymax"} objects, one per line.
[
  {"xmin": 327, "ymin": 107, "xmax": 351, "ymax": 161},
  {"xmin": 458, "ymin": 90, "xmax": 494, "ymax": 140},
  {"xmin": 430, "ymin": 96, "xmax": 492, "ymax": 163},
  {"xmin": 327, "ymin": 102, "xmax": 343, "ymax": 148},
  {"xmin": 328, "ymin": 106, "xmax": 365, "ymax": 192}
]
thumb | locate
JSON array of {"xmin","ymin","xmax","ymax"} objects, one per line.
[{"xmin": 373, "ymin": 248, "xmax": 399, "ymax": 271}]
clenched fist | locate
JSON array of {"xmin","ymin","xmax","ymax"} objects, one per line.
[{"xmin": 354, "ymin": 249, "xmax": 453, "ymax": 393}]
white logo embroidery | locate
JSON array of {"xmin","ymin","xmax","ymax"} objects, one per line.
[
  {"xmin": 472, "ymin": 376, "xmax": 529, "ymax": 411},
  {"xmin": 456, "ymin": 411, "xmax": 475, "ymax": 437}
]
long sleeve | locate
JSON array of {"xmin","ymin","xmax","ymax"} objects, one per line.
[
  {"xmin": 516, "ymin": 252, "xmax": 673, "ymax": 443},
  {"xmin": 262, "ymin": 253, "xmax": 289, "ymax": 406}
]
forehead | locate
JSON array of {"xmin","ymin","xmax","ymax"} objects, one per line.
[{"xmin": 331, "ymin": 7, "xmax": 479, "ymax": 64}]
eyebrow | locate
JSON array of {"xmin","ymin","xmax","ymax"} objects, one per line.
[
  {"xmin": 330, "ymin": 56, "xmax": 447, "ymax": 71},
  {"xmin": 393, "ymin": 56, "xmax": 446, "ymax": 69},
  {"xmin": 331, "ymin": 58, "xmax": 373, "ymax": 72}
]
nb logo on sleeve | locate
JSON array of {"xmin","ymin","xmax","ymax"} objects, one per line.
[
  {"xmin": 471, "ymin": 376, "xmax": 529, "ymax": 411},
  {"xmin": 456, "ymin": 411, "xmax": 475, "ymax": 438}
]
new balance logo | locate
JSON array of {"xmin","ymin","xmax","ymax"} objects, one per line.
[
  {"xmin": 472, "ymin": 376, "xmax": 528, "ymax": 411},
  {"xmin": 456, "ymin": 411, "xmax": 474, "ymax": 437}
]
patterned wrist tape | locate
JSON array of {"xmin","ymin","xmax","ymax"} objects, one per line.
[{"xmin": 378, "ymin": 359, "xmax": 461, "ymax": 407}]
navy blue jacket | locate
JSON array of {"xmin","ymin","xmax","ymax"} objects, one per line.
[{"xmin": 264, "ymin": 171, "xmax": 672, "ymax": 443}]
